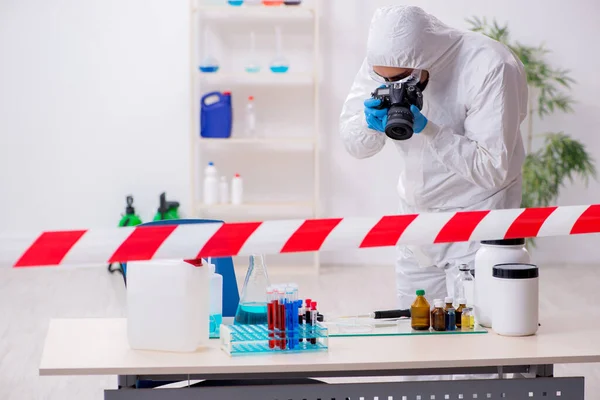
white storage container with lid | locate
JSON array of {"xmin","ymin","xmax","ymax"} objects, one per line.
[
  {"xmin": 127, "ymin": 259, "xmax": 210, "ymax": 352},
  {"xmin": 491, "ymin": 263, "xmax": 539, "ymax": 337},
  {"xmin": 474, "ymin": 238, "xmax": 530, "ymax": 327}
]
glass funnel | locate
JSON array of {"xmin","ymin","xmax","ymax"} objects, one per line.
[{"xmin": 234, "ymin": 254, "xmax": 271, "ymax": 325}]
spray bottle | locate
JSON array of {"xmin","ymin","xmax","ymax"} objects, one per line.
[
  {"xmin": 108, "ymin": 196, "xmax": 143, "ymax": 282},
  {"xmin": 153, "ymin": 192, "xmax": 181, "ymax": 221}
]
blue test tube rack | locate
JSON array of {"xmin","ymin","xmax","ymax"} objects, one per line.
[{"xmin": 219, "ymin": 323, "xmax": 329, "ymax": 356}]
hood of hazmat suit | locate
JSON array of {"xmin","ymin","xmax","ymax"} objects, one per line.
[{"xmin": 339, "ymin": 6, "xmax": 528, "ymax": 308}]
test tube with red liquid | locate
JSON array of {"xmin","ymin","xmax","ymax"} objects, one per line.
[{"xmin": 267, "ymin": 287, "xmax": 275, "ymax": 349}]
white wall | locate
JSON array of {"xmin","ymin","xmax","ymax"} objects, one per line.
[
  {"xmin": 0, "ymin": 0, "xmax": 191, "ymax": 230},
  {"xmin": 1, "ymin": 0, "xmax": 599, "ymax": 266}
]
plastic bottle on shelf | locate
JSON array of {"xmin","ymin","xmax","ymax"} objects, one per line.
[
  {"xmin": 203, "ymin": 162, "xmax": 219, "ymax": 205},
  {"xmin": 246, "ymin": 96, "xmax": 256, "ymax": 137},
  {"xmin": 231, "ymin": 173, "xmax": 243, "ymax": 205},
  {"xmin": 284, "ymin": 0, "xmax": 302, "ymax": 4},
  {"xmin": 219, "ymin": 176, "xmax": 229, "ymax": 204},
  {"xmin": 228, "ymin": 0, "xmax": 244, "ymax": 6},
  {"xmin": 263, "ymin": 0, "xmax": 283, "ymax": 5}
]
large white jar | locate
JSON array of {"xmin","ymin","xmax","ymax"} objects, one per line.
[
  {"xmin": 474, "ymin": 239, "xmax": 530, "ymax": 327},
  {"xmin": 492, "ymin": 263, "xmax": 539, "ymax": 337}
]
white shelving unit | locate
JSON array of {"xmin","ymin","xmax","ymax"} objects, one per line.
[{"xmin": 189, "ymin": 0, "xmax": 321, "ymax": 271}]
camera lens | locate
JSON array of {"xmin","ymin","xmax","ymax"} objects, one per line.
[{"xmin": 385, "ymin": 106, "xmax": 414, "ymax": 140}]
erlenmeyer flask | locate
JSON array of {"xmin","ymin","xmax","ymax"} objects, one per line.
[
  {"xmin": 234, "ymin": 254, "xmax": 271, "ymax": 325},
  {"xmin": 245, "ymin": 31, "xmax": 261, "ymax": 73},
  {"xmin": 199, "ymin": 27, "xmax": 220, "ymax": 73},
  {"xmin": 270, "ymin": 26, "xmax": 289, "ymax": 73}
]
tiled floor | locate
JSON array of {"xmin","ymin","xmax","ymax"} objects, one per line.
[{"xmin": 0, "ymin": 263, "xmax": 599, "ymax": 399}]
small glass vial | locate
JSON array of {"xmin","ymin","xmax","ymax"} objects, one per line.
[
  {"xmin": 431, "ymin": 300, "xmax": 446, "ymax": 331},
  {"xmin": 446, "ymin": 308, "xmax": 456, "ymax": 331},
  {"xmin": 444, "ymin": 296, "xmax": 453, "ymax": 328},
  {"xmin": 461, "ymin": 307, "xmax": 473, "ymax": 330},
  {"xmin": 410, "ymin": 289, "xmax": 431, "ymax": 331},
  {"xmin": 455, "ymin": 298, "xmax": 466, "ymax": 328}
]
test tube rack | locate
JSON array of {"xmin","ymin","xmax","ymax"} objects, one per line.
[{"xmin": 220, "ymin": 323, "xmax": 329, "ymax": 356}]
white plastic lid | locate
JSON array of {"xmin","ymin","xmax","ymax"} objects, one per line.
[
  {"xmin": 457, "ymin": 298, "xmax": 467, "ymax": 305},
  {"xmin": 445, "ymin": 297, "xmax": 453, "ymax": 304},
  {"xmin": 434, "ymin": 300, "xmax": 444, "ymax": 308}
]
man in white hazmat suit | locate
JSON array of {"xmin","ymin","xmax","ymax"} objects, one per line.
[{"xmin": 340, "ymin": 6, "xmax": 528, "ymax": 309}]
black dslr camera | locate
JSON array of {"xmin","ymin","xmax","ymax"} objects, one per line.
[{"xmin": 370, "ymin": 81, "xmax": 424, "ymax": 141}]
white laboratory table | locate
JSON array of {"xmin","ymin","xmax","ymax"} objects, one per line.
[{"xmin": 40, "ymin": 318, "xmax": 599, "ymax": 399}]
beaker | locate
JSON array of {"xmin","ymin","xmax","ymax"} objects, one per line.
[
  {"xmin": 234, "ymin": 254, "xmax": 271, "ymax": 325},
  {"xmin": 270, "ymin": 26, "xmax": 289, "ymax": 73},
  {"xmin": 199, "ymin": 27, "xmax": 220, "ymax": 73},
  {"xmin": 245, "ymin": 31, "xmax": 261, "ymax": 73}
]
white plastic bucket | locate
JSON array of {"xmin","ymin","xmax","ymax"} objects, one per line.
[{"xmin": 127, "ymin": 259, "xmax": 210, "ymax": 352}]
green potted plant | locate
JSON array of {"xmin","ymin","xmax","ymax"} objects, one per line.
[{"xmin": 466, "ymin": 17, "xmax": 596, "ymax": 215}]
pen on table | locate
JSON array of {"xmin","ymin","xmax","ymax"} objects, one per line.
[{"xmin": 337, "ymin": 309, "xmax": 411, "ymax": 320}]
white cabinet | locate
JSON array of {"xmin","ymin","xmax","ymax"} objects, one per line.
[{"xmin": 189, "ymin": 0, "xmax": 321, "ymax": 270}]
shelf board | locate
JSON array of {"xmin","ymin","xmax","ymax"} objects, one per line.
[
  {"xmin": 197, "ymin": 201, "xmax": 313, "ymax": 210},
  {"xmin": 195, "ymin": 4, "xmax": 316, "ymax": 20},
  {"xmin": 197, "ymin": 71, "xmax": 313, "ymax": 86},
  {"xmin": 199, "ymin": 137, "xmax": 315, "ymax": 145}
]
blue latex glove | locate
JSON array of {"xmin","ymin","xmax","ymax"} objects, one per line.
[
  {"xmin": 364, "ymin": 98, "xmax": 388, "ymax": 133},
  {"xmin": 410, "ymin": 105, "xmax": 428, "ymax": 133}
]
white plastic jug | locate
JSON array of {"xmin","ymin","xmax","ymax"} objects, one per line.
[{"xmin": 127, "ymin": 259, "xmax": 210, "ymax": 352}]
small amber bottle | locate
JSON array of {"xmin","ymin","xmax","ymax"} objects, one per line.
[
  {"xmin": 431, "ymin": 300, "xmax": 446, "ymax": 331},
  {"xmin": 455, "ymin": 298, "xmax": 466, "ymax": 328},
  {"xmin": 410, "ymin": 289, "xmax": 431, "ymax": 331}
]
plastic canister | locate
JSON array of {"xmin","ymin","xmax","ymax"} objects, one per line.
[
  {"xmin": 200, "ymin": 91, "xmax": 232, "ymax": 139},
  {"xmin": 208, "ymin": 260, "xmax": 223, "ymax": 336},
  {"xmin": 474, "ymin": 239, "xmax": 530, "ymax": 327},
  {"xmin": 492, "ymin": 263, "xmax": 539, "ymax": 336},
  {"xmin": 126, "ymin": 259, "xmax": 210, "ymax": 352}
]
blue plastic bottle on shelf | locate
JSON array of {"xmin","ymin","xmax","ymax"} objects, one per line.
[
  {"xmin": 200, "ymin": 91, "xmax": 232, "ymax": 139},
  {"xmin": 228, "ymin": 0, "xmax": 244, "ymax": 5}
]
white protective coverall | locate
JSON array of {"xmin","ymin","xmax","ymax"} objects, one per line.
[{"xmin": 340, "ymin": 6, "xmax": 528, "ymax": 309}]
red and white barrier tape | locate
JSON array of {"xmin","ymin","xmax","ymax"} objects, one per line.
[{"xmin": 2, "ymin": 204, "xmax": 599, "ymax": 268}]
